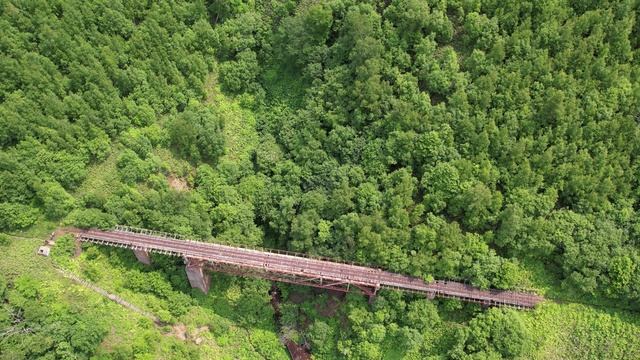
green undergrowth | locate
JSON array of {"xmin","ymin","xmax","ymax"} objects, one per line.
[
  {"xmin": 4, "ymin": 218, "xmax": 58, "ymax": 239},
  {"xmin": 154, "ymin": 148, "xmax": 194, "ymax": 180},
  {"xmin": 0, "ymin": 236, "xmax": 56, "ymax": 281},
  {"xmin": 0, "ymin": 237, "xmax": 198, "ymax": 359},
  {"xmin": 522, "ymin": 303, "xmax": 640, "ymax": 359},
  {"xmin": 261, "ymin": 64, "xmax": 308, "ymax": 108},
  {"xmin": 74, "ymin": 149, "xmax": 122, "ymax": 200},
  {"xmin": 205, "ymin": 73, "xmax": 259, "ymax": 166},
  {"xmin": 63, "ymin": 243, "xmax": 287, "ymax": 359}
]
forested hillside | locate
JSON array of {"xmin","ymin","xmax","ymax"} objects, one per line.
[{"xmin": 1, "ymin": 0, "xmax": 639, "ymax": 359}]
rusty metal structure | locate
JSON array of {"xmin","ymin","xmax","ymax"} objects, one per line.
[{"xmin": 75, "ymin": 226, "xmax": 543, "ymax": 309}]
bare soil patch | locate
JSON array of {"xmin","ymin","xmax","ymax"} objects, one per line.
[
  {"xmin": 167, "ymin": 324, "xmax": 209, "ymax": 345},
  {"xmin": 168, "ymin": 175, "xmax": 189, "ymax": 191},
  {"xmin": 169, "ymin": 324, "xmax": 187, "ymax": 340},
  {"xmin": 286, "ymin": 340, "xmax": 311, "ymax": 360}
]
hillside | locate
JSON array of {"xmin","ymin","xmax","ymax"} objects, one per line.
[{"xmin": 1, "ymin": 1, "xmax": 639, "ymax": 359}]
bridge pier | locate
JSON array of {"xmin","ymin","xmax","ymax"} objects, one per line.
[
  {"xmin": 185, "ymin": 258, "xmax": 210, "ymax": 294},
  {"xmin": 368, "ymin": 294, "xmax": 376, "ymax": 304},
  {"xmin": 361, "ymin": 285, "xmax": 379, "ymax": 304},
  {"xmin": 133, "ymin": 249, "xmax": 151, "ymax": 265}
]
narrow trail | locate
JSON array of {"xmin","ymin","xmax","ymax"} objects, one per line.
[{"xmin": 54, "ymin": 267, "xmax": 162, "ymax": 325}]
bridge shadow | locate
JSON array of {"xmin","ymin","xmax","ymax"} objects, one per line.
[{"xmin": 86, "ymin": 243, "xmax": 280, "ymax": 332}]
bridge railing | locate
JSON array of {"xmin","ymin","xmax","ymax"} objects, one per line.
[
  {"xmin": 428, "ymin": 279, "xmax": 540, "ymax": 295},
  {"xmin": 379, "ymin": 283, "xmax": 537, "ymax": 308},
  {"xmin": 113, "ymin": 225, "xmax": 389, "ymax": 271},
  {"xmin": 115, "ymin": 225, "xmax": 186, "ymax": 240}
]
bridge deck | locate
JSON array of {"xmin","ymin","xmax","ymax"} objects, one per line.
[{"xmin": 78, "ymin": 228, "xmax": 543, "ymax": 308}]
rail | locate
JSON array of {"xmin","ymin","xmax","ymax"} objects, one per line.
[
  {"xmin": 76, "ymin": 227, "xmax": 544, "ymax": 309},
  {"xmin": 114, "ymin": 225, "xmax": 388, "ymax": 270}
]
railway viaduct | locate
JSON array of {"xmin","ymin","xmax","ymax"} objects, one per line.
[{"xmin": 73, "ymin": 226, "xmax": 543, "ymax": 309}]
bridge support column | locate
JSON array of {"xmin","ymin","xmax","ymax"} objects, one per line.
[
  {"xmin": 185, "ymin": 258, "xmax": 210, "ymax": 294},
  {"xmin": 74, "ymin": 235, "xmax": 82, "ymax": 257},
  {"xmin": 133, "ymin": 249, "xmax": 151, "ymax": 265},
  {"xmin": 426, "ymin": 292, "xmax": 436, "ymax": 300},
  {"xmin": 365, "ymin": 285, "xmax": 379, "ymax": 304}
]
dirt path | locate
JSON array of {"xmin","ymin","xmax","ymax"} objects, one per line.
[{"xmin": 54, "ymin": 268, "xmax": 162, "ymax": 325}]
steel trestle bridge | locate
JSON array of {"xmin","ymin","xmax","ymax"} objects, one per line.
[{"xmin": 74, "ymin": 226, "xmax": 543, "ymax": 309}]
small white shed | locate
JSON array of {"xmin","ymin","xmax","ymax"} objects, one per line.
[{"xmin": 37, "ymin": 246, "xmax": 51, "ymax": 256}]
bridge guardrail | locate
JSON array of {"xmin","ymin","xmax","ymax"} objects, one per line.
[{"xmin": 113, "ymin": 225, "xmax": 388, "ymax": 271}]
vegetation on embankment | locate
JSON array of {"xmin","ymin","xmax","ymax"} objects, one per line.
[{"xmin": 0, "ymin": 233, "xmax": 287, "ymax": 359}]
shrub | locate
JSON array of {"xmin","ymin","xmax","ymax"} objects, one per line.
[
  {"xmin": 65, "ymin": 208, "xmax": 117, "ymax": 229},
  {"xmin": 0, "ymin": 202, "xmax": 39, "ymax": 230},
  {"xmin": 53, "ymin": 234, "xmax": 77, "ymax": 259}
]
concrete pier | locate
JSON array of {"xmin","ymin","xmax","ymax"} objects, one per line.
[
  {"xmin": 185, "ymin": 258, "xmax": 210, "ymax": 293},
  {"xmin": 133, "ymin": 249, "xmax": 151, "ymax": 265}
]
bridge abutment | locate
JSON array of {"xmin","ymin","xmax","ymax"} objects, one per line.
[
  {"xmin": 133, "ymin": 249, "xmax": 151, "ymax": 265},
  {"xmin": 185, "ymin": 258, "xmax": 210, "ymax": 294}
]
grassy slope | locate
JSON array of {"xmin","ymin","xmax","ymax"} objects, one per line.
[
  {"xmin": 68, "ymin": 245, "xmax": 286, "ymax": 359},
  {"xmin": 74, "ymin": 148, "xmax": 122, "ymax": 199},
  {"xmin": 1, "ymin": 205, "xmax": 286, "ymax": 358},
  {"xmin": 517, "ymin": 259, "xmax": 640, "ymax": 359},
  {"xmin": 0, "ymin": 235, "xmax": 196, "ymax": 359},
  {"xmin": 205, "ymin": 72, "xmax": 259, "ymax": 165},
  {"xmin": 523, "ymin": 303, "xmax": 640, "ymax": 359}
]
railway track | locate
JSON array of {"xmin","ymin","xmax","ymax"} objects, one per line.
[{"xmin": 74, "ymin": 227, "xmax": 543, "ymax": 309}]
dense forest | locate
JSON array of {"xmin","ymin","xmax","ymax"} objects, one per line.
[{"xmin": 1, "ymin": 0, "xmax": 639, "ymax": 359}]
